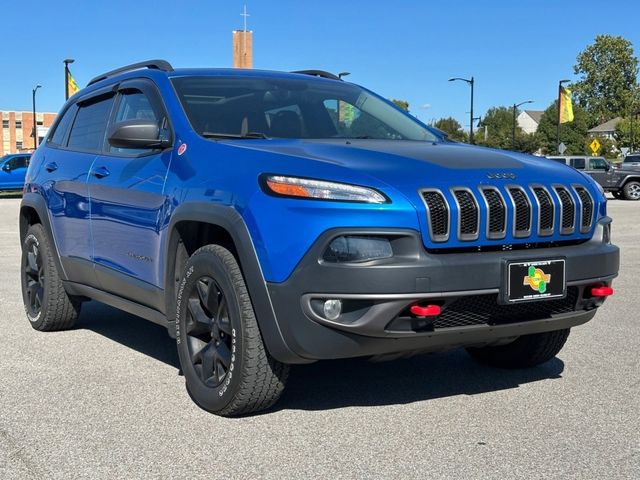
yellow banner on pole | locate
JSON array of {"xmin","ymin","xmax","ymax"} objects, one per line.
[{"xmin": 559, "ymin": 87, "xmax": 574, "ymax": 124}]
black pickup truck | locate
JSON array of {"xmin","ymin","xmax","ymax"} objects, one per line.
[{"xmin": 547, "ymin": 155, "xmax": 640, "ymax": 200}]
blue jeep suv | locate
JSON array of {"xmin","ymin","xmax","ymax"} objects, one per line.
[{"xmin": 20, "ymin": 60, "xmax": 619, "ymax": 415}]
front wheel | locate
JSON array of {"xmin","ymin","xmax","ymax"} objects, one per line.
[
  {"xmin": 622, "ymin": 181, "xmax": 640, "ymax": 200},
  {"xmin": 466, "ymin": 329, "xmax": 570, "ymax": 368},
  {"xmin": 175, "ymin": 244, "xmax": 289, "ymax": 416}
]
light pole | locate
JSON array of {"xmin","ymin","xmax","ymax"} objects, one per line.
[
  {"xmin": 449, "ymin": 76, "xmax": 475, "ymax": 144},
  {"xmin": 556, "ymin": 79, "xmax": 570, "ymax": 152},
  {"xmin": 512, "ymin": 100, "xmax": 533, "ymax": 150},
  {"xmin": 64, "ymin": 58, "xmax": 75, "ymax": 100},
  {"xmin": 32, "ymin": 85, "xmax": 41, "ymax": 149}
]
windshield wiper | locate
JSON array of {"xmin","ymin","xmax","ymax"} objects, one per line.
[{"xmin": 202, "ymin": 131, "xmax": 269, "ymax": 140}]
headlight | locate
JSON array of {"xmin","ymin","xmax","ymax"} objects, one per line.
[{"xmin": 263, "ymin": 175, "xmax": 388, "ymax": 204}]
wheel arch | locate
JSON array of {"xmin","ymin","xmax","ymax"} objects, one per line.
[
  {"xmin": 164, "ymin": 202, "xmax": 308, "ymax": 364},
  {"xmin": 20, "ymin": 192, "xmax": 68, "ymax": 281}
]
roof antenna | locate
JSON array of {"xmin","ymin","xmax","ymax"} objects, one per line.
[{"xmin": 241, "ymin": 4, "xmax": 250, "ymax": 32}]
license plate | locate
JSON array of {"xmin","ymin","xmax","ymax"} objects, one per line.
[{"xmin": 504, "ymin": 259, "xmax": 566, "ymax": 303}]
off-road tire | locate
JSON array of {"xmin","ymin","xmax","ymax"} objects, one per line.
[
  {"xmin": 466, "ymin": 328, "xmax": 570, "ymax": 369},
  {"xmin": 175, "ymin": 244, "xmax": 289, "ymax": 416},
  {"xmin": 20, "ymin": 224, "xmax": 81, "ymax": 331},
  {"xmin": 622, "ymin": 181, "xmax": 640, "ymax": 200}
]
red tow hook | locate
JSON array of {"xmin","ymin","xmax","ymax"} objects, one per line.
[
  {"xmin": 410, "ymin": 304, "xmax": 441, "ymax": 317},
  {"xmin": 590, "ymin": 286, "xmax": 614, "ymax": 297}
]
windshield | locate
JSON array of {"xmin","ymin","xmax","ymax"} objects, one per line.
[
  {"xmin": 171, "ymin": 75, "xmax": 438, "ymax": 142},
  {"xmin": 624, "ymin": 155, "xmax": 640, "ymax": 163}
]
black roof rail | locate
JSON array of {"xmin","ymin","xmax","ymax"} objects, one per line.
[
  {"xmin": 87, "ymin": 59, "xmax": 174, "ymax": 86},
  {"xmin": 291, "ymin": 70, "xmax": 342, "ymax": 81}
]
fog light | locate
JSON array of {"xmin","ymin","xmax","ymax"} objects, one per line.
[
  {"xmin": 323, "ymin": 236, "xmax": 393, "ymax": 263},
  {"xmin": 323, "ymin": 299, "xmax": 342, "ymax": 320}
]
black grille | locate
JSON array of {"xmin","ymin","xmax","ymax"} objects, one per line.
[
  {"xmin": 555, "ymin": 187, "xmax": 575, "ymax": 232},
  {"xmin": 509, "ymin": 188, "xmax": 531, "ymax": 235},
  {"xmin": 533, "ymin": 187, "xmax": 554, "ymax": 233},
  {"xmin": 422, "ymin": 191, "xmax": 449, "ymax": 240},
  {"xmin": 575, "ymin": 187, "xmax": 593, "ymax": 231},
  {"xmin": 433, "ymin": 287, "xmax": 579, "ymax": 329},
  {"xmin": 453, "ymin": 190, "xmax": 479, "ymax": 238},
  {"xmin": 482, "ymin": 189, "xmax": 506, "ymax": 237}
]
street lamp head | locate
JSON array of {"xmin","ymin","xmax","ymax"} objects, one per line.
[
  {"xmin": 338, "ymin": 72, "xmax": 350, "ymax": 79},
  {"xmin": 559, "ymin": 79, "xmax": 571, "ymax": 85},
  {"xmin": 64, "ymin": 58, "xmax": 75, "ymax": 65}
]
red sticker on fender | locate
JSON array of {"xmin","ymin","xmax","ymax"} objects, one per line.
[{"xmin": 177, "ymin": 143, "xmax": 187, "ymax": 156}]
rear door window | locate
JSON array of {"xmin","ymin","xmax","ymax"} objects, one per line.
[{"xmin": 67, "ymin": 94, "xmax": 115, "ymax": 153}]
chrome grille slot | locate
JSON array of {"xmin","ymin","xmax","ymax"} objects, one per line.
[
  {"xmin": 532, "ymin": 186, "xmax": 554, "ymax": 236},
  {"xmin": 452, "ymin": 188, "xmax": 479, "ymax": 241},
  {"xmin": 574, "ymin": 186, "xmax": 594, "ymax": 232},
  {"xmin": 554, "ymin": 186, "xmax": 575, "ymax": 234},
  {"xmin": 507, "ymin": 187, "xmax": 532, "ymax": 237},
  {"xmin": 421, "ymin": 190, "xmax": 449, "ymax": 242},
  {"xmin": 481, "ymin": 188, "xmax": 506, "ymax": 239}
]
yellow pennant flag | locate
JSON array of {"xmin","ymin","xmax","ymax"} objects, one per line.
[
  {"xmin": 559, "ymin": 87, "xmax": 574, "ymax": 124},
  {"xmin": 67, "ymin": 71, "xmax": 79, "ymax": 97}
]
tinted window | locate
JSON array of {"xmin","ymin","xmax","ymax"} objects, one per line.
[
  {"xmin": 48, "ymin": 105, "xmax": 77, "ymax": 146},
  {"xmin": 67, "ymin": 94, "xmax": 115, "ymax": 152},
  {"xmin": 590, "ymin": 158, "xmax": 607, "ymax": 170},
  {"xmin": 624, "ymin": 155, "xmax": 640, "ymax": 163},
  {"xmin": 570, "ymin": 158, "xmax": 585, "ymax": 169},
  {"xmin": 548, "ymin": 157, "xmax": 567, "ymax": 164},
  {"xmin": 6, "ymin": 156, "xmax": 29, "ymax": 170}
]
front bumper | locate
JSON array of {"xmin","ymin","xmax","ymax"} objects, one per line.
[{"xmin": 266, "ymin": 222, "xmax": 619, "ymax": 362}]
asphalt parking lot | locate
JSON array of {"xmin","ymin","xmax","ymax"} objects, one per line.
[{"xmin": 0, "ymin": 196, "xmax": 638, "ymax": 479}]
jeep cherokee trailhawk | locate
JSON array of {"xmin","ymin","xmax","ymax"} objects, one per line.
[{"xmin": 20, "ymin": 60, "xmax": 619, "ymax": 415}]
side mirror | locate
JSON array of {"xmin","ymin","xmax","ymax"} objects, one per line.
[
  {"xmin": 107, "ymin": 119, "xmax": 171, "ymax": 150},
  {"xmin": 604, "ymin": 163, "xmax": 611, "ymax": 172}
]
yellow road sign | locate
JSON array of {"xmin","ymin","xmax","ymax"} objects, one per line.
[{"xmin": 589, "ymin": 138, "xmax": 601, "ymax": 155}]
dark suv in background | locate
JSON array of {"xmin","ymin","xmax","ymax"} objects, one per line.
[{"xmin": 547, "ymin": 155, "xmax": 640, "ymax": 200}]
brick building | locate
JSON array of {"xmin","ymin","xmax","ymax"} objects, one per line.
[{"xmin": 1, "ymin": 110, "xmax": 57, "ymax": 155}]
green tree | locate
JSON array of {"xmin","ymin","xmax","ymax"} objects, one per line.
[
  {"xmin": 471, "ymin": 106, "xmax": 539, "ymax": 152},
  {"xmin": 536, "ymin": 101, "xmax": 589, "ymax": 155},
  {"xmin": 390, "ymin": 99, "xmax": 409, "ymax": 111},
  {"xmin": 572, "ymin": 35, "xmax": 640, "ymax": 126},
  {"xmin": 431, "ymin": 117, "xmax": 468, "ymax": 142},
  {"xmin": 614, "ymin": 117, "xmax": 640, "ymax": 151}
]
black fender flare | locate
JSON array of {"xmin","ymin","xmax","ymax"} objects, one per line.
[
  {"xmin": 20, "ymin": 192, "xmax": 68, "ymax": 281},
  {"xmin": 164, "ymin": 202, "xmax": 310, "ymax": 364}
]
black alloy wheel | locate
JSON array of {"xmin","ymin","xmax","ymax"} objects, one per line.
[
  {"xmin": 185, "ymin": 276, "xmax": 233, "ymax": 388},
  {"xmin": 23, "ymin": 238, "xmax": 44, "ymax": 317}
]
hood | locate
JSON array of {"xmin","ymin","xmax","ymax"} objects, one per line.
[{"xmin": 231, "ymin": 138, "xmax": 590, "ymax": 193}]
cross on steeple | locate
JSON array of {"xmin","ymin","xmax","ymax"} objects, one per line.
[{"xmin": 241, "ymin": 4, "xmax": 250, "ymax": 32}]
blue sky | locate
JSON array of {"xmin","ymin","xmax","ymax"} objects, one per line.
[{"xmin": 2, "ymin": 0, "xmax": 639, "ymax": 128}]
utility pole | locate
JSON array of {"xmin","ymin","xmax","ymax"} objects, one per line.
[
  {"xmin": 449, "ymin": 76, "xmax": 475, "ymax": 144},
  {"xmin": 32, "ymin": 85, "xmax": 41, "ymax": 149}
]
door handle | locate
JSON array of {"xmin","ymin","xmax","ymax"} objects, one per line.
[
  {"xmin": 91, "ymin": 166, "xmax": 110, "ymax": 179},
  {"xmin": 44, "ymin": 162, "xmax": 58, "ymax": 173}
]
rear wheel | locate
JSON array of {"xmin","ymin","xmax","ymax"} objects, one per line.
[
  {"xmin": 466, "ymin": 329, "xmax": 570, "ymax": 368},
  {"xmin": 622, "ymin": 181, "xmax": 640, "ymax": 200},
  {"xmin": 20, "ymin": 224, "xmax": 81, "ymax": 331},
  {"xmin": 175, "ymin": 244, "xmax": 289, "ymax": 416}
]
